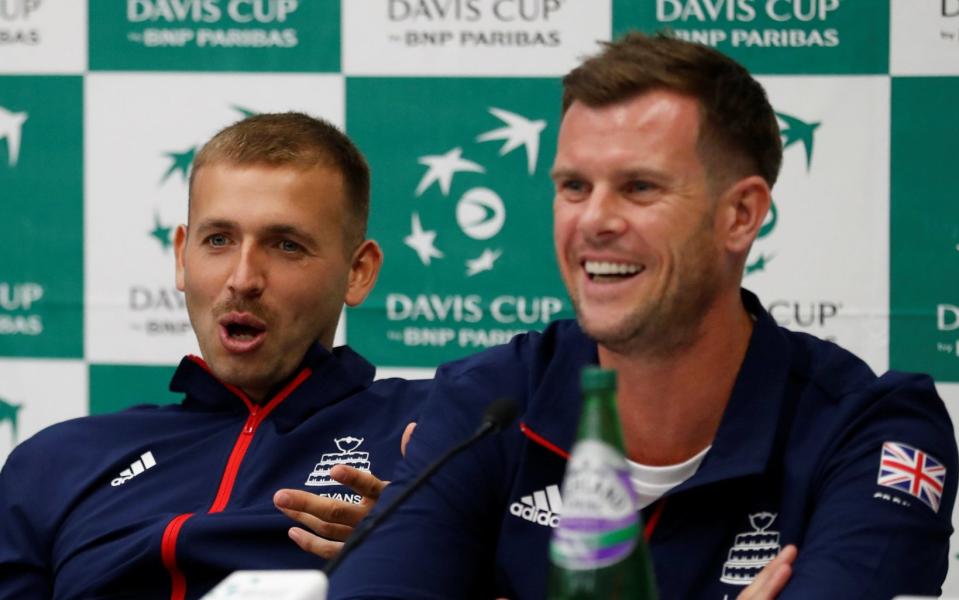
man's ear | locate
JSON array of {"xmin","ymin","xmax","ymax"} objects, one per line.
[
  {"xmin": 717, "ymin": 175, "xmax": 772, "ymax": 255},
  {"xmin": 174, "ymin": 225, "xmax": 188, "ymax": 292},
  {"xmin": 344, "ymin": 239, "xmax": 384, "ymax": 307}
]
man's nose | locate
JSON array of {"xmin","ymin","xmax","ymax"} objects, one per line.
[
  {"xmin": 580, "ymin": 187, "xmax": 627, "ymax": 243},
  {"xmin": 227, "ymin": 243, "xmax": 265, "ymax": 298}
]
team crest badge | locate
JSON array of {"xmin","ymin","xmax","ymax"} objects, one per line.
[
  {"xmin": 305, "ymin": 436, "xmax": 372, "ymax": 487},
  {"xmin": 720, "ymin": 512, "xmax": 781, "ymax": 586}
]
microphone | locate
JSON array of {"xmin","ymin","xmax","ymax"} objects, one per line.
[{"xmin": 323, "ymin": 397, "xmax": 519, "ymax": 577}]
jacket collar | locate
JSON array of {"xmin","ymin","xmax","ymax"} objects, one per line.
[
  {"xmin": 169, "ymin": 344, "xmax": 376, "ymax": 431},
  {"xmin": 521, "ymin": 290, "xmax": 792, "ymax": 488},
  {"xmin": 520, "ymin": 320, "xmax": 597, "ymax": 455},
  {"xmin": 670, "ymin": 289, "xmax": 792, "ymax": 492}
]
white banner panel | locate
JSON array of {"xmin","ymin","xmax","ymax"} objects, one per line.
[
  {"xmin": 0, "ymin": 358, "xmax": 86, "ymax": 467},
  {"xmin": 0, "ymin": 0, "xmax": 87, "ymax": 74},
  {"xmin": 891, "ymin": 0, "xmax": 959, "ymax": 75},
  {"xmin": 342, "ymin": 0, "xmax": 610, "ymax": 75},
  {"xmin": 84, "ymin": 73, "xmax": 345, "ymax": 364},
  {"xmin": 748, "ymin": 75, "xmax": 890, "ymax": 374}
]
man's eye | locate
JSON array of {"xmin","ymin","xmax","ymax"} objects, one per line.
[
  {"xmin": 626, "ymin": 181, "xmax": 653, "ymax": 194},
  {"xmin": 206, "ymin": 234, "xmax": 229, "ymax": 247},
  {"xmin": 560, "ymin": 180, "xmax": 587, "ymax": 194},
  {"xmin": 279, "ymin": 240, "xmax": 302, "ymax": 253}
]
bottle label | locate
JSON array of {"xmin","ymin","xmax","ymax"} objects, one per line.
[{"xmin": 550, "ymin": 439, "xmax": 640, "ymax": 570}]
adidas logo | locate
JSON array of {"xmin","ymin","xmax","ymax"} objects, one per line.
[
  {"xmin": 111, "ymin": 451, "xmax": 157, "ymax": 487},
  {"xmin": 509, "ymin": 484, "xmax": 563, "ymax": 528}
]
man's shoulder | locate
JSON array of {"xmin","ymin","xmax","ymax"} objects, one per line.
[
  {"xmin": 1, "ymin": 405, "xmax": 174, "ymax": 491},
  {"xmin": 777, "ymin": 327, "xmax": 954, "ymax": 472},
  {"xmin": 11, "ymin": 404, "xmax": 172, "ymax": 460},
  {"xmin": 781, "ymin": 326, "xmax": 938, "ymax": 409},
  {"xmin": 359, "ymin": 376, "xmax": 434, "ymax": 419},
  {"xmin": 406, "ymin": 320, "xmax": 590, "ymax": 446}
]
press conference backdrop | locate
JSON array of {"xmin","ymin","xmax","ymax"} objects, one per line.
[{"xmin": 0, "ymin": 0, "xmax": 957, "ymax": 588}]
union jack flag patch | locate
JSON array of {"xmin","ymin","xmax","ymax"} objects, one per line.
[{"xmin": 876, "ymin": 441, "xmax": 947, "ymax": 513}]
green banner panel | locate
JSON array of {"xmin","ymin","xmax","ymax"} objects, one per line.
[
  {"xmin": 890, "ymin": 77, "xmax": 959, "ymax": 381},
  {"xmin": 0, "ymin": 76, "xmax": 83, "ymax": 358},
  {"xmin": 346, "ymin": 77, "xmax": 574, "ymax": 366},
  {"xmin": 613, "ymin": 0, "xmax": 888, "ymax": 74},
  {"xmin": 89, "ymin": 0, "xmax": 340, "ymax": 72},
  {"xmin": 89, "ymin": 364, "xmax": 180, "ymax": 415}
]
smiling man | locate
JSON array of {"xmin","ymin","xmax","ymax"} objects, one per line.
[
  {"xmin": 329, "ymin": 34, "xmax": 958, "ymax": 599},
  {"xmin": 0, "ymin": 113, "xmax": 425, "ymax": 599}
]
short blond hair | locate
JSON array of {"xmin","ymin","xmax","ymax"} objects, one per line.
[{"xmin": 191, "ymin": 112, "xmax": 371, "ymax": 246}]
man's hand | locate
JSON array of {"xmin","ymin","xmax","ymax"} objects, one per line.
[
  {"xmin": 274, "ymin": 422, "xmax": 417, "ymax": 558},
  {"xmin": 273, "ymin": 464, "xmax": 387, "ymax": 559},
  {"xmin": 736, "ymin": 545, "xmax": 797, "ymax": 600},
  {"xmin": 401, "ymin": 422, "xmax": 416, "ymax": 457}
]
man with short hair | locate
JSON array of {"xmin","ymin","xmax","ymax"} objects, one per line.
[
  {"xmin": 329, "ymin": 33, "xmax": 958, "ymax": 599},
  {"xmin": 0, "ymin": 112, "xmax": 425, "ymax": 599}
]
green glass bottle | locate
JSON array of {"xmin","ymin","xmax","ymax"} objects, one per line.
[{"xmin": 547, "ymin": 366, "xmax": 657, "ymax": 599}]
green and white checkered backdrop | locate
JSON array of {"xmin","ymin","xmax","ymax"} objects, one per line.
[{"xmin": 3, "ymin": 0, "xmax": 959, "ymax": 589}]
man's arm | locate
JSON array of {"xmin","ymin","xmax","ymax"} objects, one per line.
[
  {"xmin": 779, "ymin": 375, "xmax": 957, "ymax": 599},
  {"xmin": 0, "ymin": 444, "xmax": 54, "ymax": 598},
  {"xmin": 325, "ymin": 369, "xmax": 513, "ymax": 599}
]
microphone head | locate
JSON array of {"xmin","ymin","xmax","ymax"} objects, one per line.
[{"xmin": 483, "ymin": 397, "xmax": 519, "ymax": 432}]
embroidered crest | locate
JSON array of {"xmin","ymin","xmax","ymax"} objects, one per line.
[
  {"xmin": 305, "ymin": 436, "xmax": 371, "ymax": 487},
  {"xmin": 720, "ymin": 512, "xmax": 781, "ymax": 586}
]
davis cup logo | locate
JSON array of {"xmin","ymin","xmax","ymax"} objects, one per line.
[
  {"xmin": 457, "ymin": 187, "xmax": 505, "ymax": 240},
  {"xmin": 349, "ymin": 78, "xmax": 569, "ymax": 364},
  {"xmin": 405, "ymin": 107, "xmax": 546, "ymax": 277},
  {"xmin": 746, "ymin": 109, "xmax": 820, "ymax": 276}
]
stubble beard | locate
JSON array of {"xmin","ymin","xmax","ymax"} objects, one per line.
[{"xmin": 575, "ymin": 224, "xmax": 724, "ymax": 359}]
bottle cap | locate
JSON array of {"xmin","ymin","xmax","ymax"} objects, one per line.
[{"xmin": 580, "ymin": 366, "xmax": 616, "ymax": 392}]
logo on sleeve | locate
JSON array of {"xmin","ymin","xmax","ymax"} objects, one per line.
[
  {"xmin": 876, "ymin": 441, "xmax": 946, "ymax": 513},
  {"xmin": 720, "ymin": 512, "xmax": 781, "ymax": 586},
  {"xmin": 304, "ymin": 436, "xmax": 371, "ymax": 487}
]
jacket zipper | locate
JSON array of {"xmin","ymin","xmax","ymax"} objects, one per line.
[{"xmin": 162, "ymin": 368, "xmax": 312, "ymax": 599}]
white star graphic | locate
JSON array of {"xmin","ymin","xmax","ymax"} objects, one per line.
[
  {"xmin": 415, "ymin": 147, "xmax": 485, "ymax": 197},
  {"xmin": 404, "ymin": 212, "xmax": 444, "ymax": 266},
  {"xmin": 0, "ymin": 106, "xmax": 28, "ymax": 167},
  {"xmin": 476, "ymin": 107, "xmax": 546, "ymax": 175},
  {"xmin": 465, "ymin": 248, "xmax": 502, "ymax": 277}
]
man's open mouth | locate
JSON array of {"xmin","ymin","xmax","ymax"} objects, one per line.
[
  {"xmin": 224, "ymin": 322, "xmax": 264, "ymax": 340},
  {"xmin": 218, "ymin": 313, "xmax": 267, "ymax": 352}
]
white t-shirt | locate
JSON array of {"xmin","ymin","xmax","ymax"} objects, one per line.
[{"xmin": 628, "ymin": 445, "xmax": 711, "ymax": 509}]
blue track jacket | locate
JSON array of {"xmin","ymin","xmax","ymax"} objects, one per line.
[
  {"xmin": 0, "ymin": 344, "xmax": 427, "ymax": 599},
  {"xmin": 331, "ymin": 291, "xmax": 958, "ymax": 600}
]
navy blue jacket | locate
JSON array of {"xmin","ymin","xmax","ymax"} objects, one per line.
[
  {"xmin": 0, "ymin": 344, "xmax": 427, "ymax": 600},
  {"xmin": 331, "ymin": 292, "xmax": 958, "ymax": 599}
]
